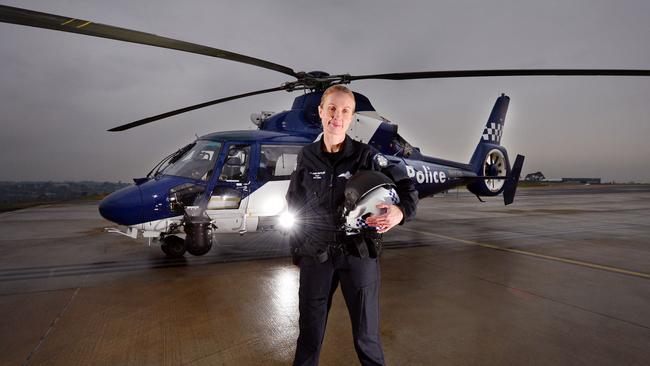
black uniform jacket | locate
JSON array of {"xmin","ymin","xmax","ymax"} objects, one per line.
[{"xmin": 286, "ymin": 134, "xmax": 418, "ymax": 259}]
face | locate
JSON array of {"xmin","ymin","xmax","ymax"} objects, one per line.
[{"xmin": 318, "ymin": 91, "xmax": 355, "ymax": 138}]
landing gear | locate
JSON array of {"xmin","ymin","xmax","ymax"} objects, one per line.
[
  {"xmin": 161, "ymin": 235, "xmax": 186, "ymax": 258},
  {"xmin": 184, "ymin": 214, "xmax": 213, "ymax": 256},
  {"xmin": 186, "ymin": 240, "xmax": 212, "ymax": 256}
]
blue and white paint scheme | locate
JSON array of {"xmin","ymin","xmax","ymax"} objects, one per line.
[{"xmin": 99, "ymin": 91, "xmax": 524, "ymax": 254}]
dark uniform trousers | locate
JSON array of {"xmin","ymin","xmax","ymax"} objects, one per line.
[{"xmin": 293, "ymin": 249, "xmax": 384, "ymax": 366}]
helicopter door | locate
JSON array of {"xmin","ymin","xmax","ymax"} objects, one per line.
[
  {"xmin": 206, "ymin": 143, "xmax": 252, "ymax": 233},
  {"xmin": 246, "ymin": 144, "xmax": 303, "ymax": 230}
]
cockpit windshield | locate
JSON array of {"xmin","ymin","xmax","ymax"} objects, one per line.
[{"xmin": 161, "ymin": 140, "xmax": 222, "ymax": 181}]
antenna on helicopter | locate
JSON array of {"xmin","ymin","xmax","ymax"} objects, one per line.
[{"xmin": 250, "ymin": 111, "xmax": 275, "ymax": 127}]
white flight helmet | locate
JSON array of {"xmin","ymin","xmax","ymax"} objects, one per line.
[{"xmin": 343, "ymin": 170, "xmax": 400, "ymax": 233}]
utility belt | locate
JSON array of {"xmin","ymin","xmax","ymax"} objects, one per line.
[
  {"xmin": 292, "ymin": 231, "xmax": 382, "ymax": 265},
  {"xmin": 316, "ymin": 242, "xmax": 359, "ymax": 263}
]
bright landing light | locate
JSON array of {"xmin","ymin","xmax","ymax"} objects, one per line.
[{"xmin": 278, "ymin": 211, "xmax": 295, "ymax": 229}]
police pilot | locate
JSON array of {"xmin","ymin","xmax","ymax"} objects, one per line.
[{"xmin": 286, "ymin": 85, "xmax": 418, "ymax": 366}]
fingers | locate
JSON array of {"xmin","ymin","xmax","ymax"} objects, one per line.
[
  {"xmin": 368, "ymin": 220, "xmax": 387, "ymax": 232},
  {"xmin": 365, "ymin": 215, "xmax": 388, "ymax": 226},
  {"xmin": 366, "ymin": 213, "xmax": 395, "ymax": 225},
  {"xmin": 369, "ymin": 217, "xmax": 390, "ymax": 226},
  {"xmin": 364, "ymin": 204, "xmax": 402, "ymax": 233},
  {"xmin": 366, "ymin": 216, "xmax": 393, "ymax": 231},
  {"xmin": 376, "ymin": 226, "xmax": 389, "ymax": 233}
]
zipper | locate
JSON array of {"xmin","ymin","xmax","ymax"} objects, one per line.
[{"xmin": 329, "ymin": 165, "xmax": 336, "ymax": 242}]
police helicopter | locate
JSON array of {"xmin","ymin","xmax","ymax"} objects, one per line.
[{"xmin": 2, "ymin": 5, "xmax": 649, "ymax": 258}]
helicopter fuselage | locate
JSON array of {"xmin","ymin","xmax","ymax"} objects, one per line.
[{"xmin": 99, "ymin": 92, "xmax": 522, "ymax": 257}]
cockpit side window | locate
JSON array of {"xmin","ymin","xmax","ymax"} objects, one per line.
[
  {"xmin": 162, "ymin": 141, "xmax": 221, "ymax": 181},
  {"xmin": 219, "ymin": 145, "xmax": 251, "ymax": 182},
  {"xmin": 257, "ymin": 145, "xmax": 302, "ymax": 181}
]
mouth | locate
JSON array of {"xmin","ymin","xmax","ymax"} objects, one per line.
[{"xmin": 328, "ymin": 120, "xmax": 343, "ymax": 128}]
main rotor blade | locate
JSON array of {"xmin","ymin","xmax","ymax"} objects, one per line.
[
  {"xmin": 0, "ymin": 5, "xmax": 298, "ymax": 78},
  {"xmin": 349, "ymin": 69, "xmax": 650, "ymax": 81},
  {"xmin": 108, "ymin": 86, "xmax": 288, "ymax": 131}
]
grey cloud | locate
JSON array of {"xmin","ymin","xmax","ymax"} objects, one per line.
[{"xmin": 0, "ymin": 0, "xmax": 649, "ymax": 182}]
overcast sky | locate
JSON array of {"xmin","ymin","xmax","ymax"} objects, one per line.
[{"xmin": 1, "ymin": 0, "xmax": 649, "ymax": 183}]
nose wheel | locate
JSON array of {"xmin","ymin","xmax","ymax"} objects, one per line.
[{"xmin": 161, "ymin": 235, "xmax": 186, "ymax": 258}]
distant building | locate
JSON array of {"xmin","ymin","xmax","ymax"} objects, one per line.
[
  {"xmin": 525, "ymin": 171, "xmax": 545, "ymax": 181},
  {"xmin": 561, "ymin": 177, "xmax": 601, "ymax": 184}
]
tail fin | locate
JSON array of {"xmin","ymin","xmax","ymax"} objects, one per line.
[
  {"xmin": 469, "ymin": 94, "xmax": 510, "ymax": 171},
  {"xmin": 479, "ymin": 93, "xmax": 509, "ymax": 146},
  {"xmin": 467, "ymin": 94, "xmax": 511, "ymax": 197}
]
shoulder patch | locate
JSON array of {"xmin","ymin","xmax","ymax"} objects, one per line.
[{"xmin": 374, "ymin": 153, "xmax": 389, "ymax": 168}]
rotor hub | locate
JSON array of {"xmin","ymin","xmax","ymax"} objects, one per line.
[{"xmin": 285, "ymin": 71, "xmax": 351, "ymax": 92}]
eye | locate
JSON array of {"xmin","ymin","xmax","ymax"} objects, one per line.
[{"xmin": 342, "ymin": 108, "xmax": 350, "ymax": 114}]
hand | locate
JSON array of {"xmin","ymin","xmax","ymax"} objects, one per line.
[{"xmin": 364, "ymin": 204, "xmax": 403, "ymax": 233}]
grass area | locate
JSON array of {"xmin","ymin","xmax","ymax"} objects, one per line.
[
  {"xmin": 0, "ymin": 202, "xmax": 53, "ymax": 213},
  {"xmin": 518, "ymin": 181, "xmax": 550, "ymax": 187},
  {"xmin": 0, "ymin": 194, "xmax": 110, "ymax": 213}
]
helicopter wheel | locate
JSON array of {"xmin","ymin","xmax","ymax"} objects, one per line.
[
  {"xmin": 186, "ymin": 238, "xmax": 212, "ymax": 256},
  {"xmin": 161, "ymin": 235, "xmax": 186, "ymax": 258},
  {"xmin": 187, "ymin": 246, "xmax": 211, "ymax": 256}
]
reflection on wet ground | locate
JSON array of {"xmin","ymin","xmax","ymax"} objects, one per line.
[{"xmin": 1, "ymin": 185, "xmax": 650, "ymax": 365}]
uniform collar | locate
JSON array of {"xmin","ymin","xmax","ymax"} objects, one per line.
[{"xmin": 315, "ymin": 134, "xmax": 356, "ymax": 158}]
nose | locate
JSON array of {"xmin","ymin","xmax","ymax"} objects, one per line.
[
  {"xmin": 99, "ymin": 185, "xmax": 143, "ymax": 225},
  {"xmin": 330, "ymin": 109, "xmax": 343, "ymax": 120}
]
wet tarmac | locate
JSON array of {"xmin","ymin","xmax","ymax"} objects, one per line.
[{"xmin": 1, "ymin": 185, "xmax": 649, "ymax": 365}]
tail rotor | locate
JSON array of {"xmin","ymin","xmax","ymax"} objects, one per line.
[{"xmin": 483, "ymin": 149, "xmax": 508, "ymax": 192}]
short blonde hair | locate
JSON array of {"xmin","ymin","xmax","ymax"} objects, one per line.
[{"xmin": 319, "ymin": 85, "xmax": 355, "ymax": 111}]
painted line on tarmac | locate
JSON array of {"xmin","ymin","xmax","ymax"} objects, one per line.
[
  {"xmin": 398, "ymin": 227, "xmax": 650, "ymax": 280},
  {"xmin": 23, "ymin": 287, "xmax": 80, "ymax": 365}
]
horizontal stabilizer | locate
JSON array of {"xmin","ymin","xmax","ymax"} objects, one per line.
[{"xmin": 503, "ymin": 154, "xmax": 525, "ymax": 205}]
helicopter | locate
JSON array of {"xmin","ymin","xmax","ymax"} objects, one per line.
[{"xmin": 2, "ymin": 5, "xmax": 649, "ymax": 258}]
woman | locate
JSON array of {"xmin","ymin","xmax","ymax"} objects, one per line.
[{"xmin": 286, "ymin": 85, "xmax": 417, "ymax": 366}]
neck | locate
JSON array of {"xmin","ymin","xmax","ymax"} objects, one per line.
[{"xmin": 322, "ymin": 134, "xmax": 345, "ymax": 153}]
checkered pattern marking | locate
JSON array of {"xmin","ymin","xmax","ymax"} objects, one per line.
[
  {"xmin": 481, "ymin": 122, "xmax": 503, "ymax": 143},
  {"xmin": 388, "ymin": 189, "xmax": 400, "ymax": 204},
  {"xmin": 356, "ymin": 217, "xmax": 369, "ymax": 228}
]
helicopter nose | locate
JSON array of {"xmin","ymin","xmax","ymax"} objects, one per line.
[{"xmin": 99, "ymin": 185, "xmax": 143, "ymax": 225}]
